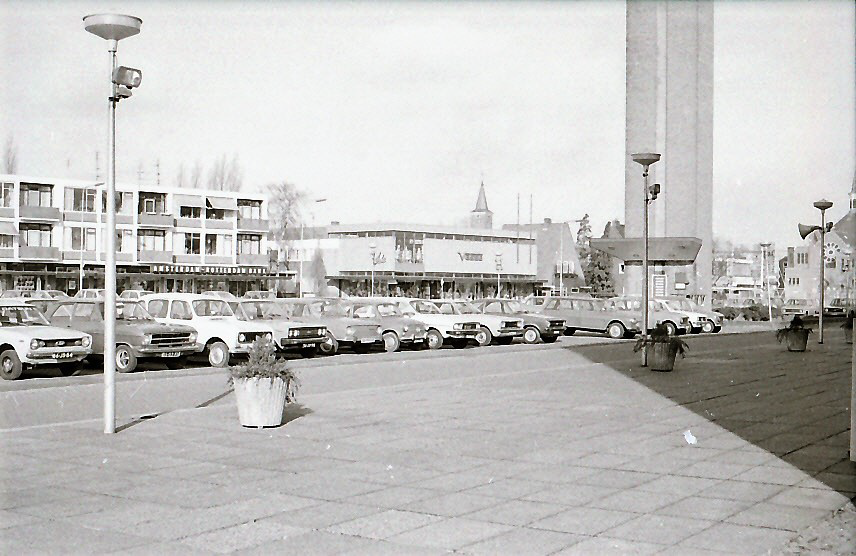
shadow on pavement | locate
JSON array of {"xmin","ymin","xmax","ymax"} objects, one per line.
[{"xmin": 564, "ymin": 330, "xmax": 856, "ymax": 499}]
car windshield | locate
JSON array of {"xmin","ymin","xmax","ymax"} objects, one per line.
[
  {"xmin": 410, "ymin": 300, "xmax": 440, "ymax": 314},
  {"xmin": 374, "ymin": 303, "xmax": 400, "ymax": 317},
  {"xmin": 503, "ymin": 300, "xmax": 527, "ymax": 313},
  {"xmin": 239, "ymin": 301, "xmax": 287, "ymax": 320},
  {"xmin": 116, "ymin": 302, "xmax": 153, "ymax": 321},
  {"xmin": 454, "ymin": 302, "xmax": 481, "ymax": 314},
  {"xmin": 0, "ymin": 305, "xmax": 50, "ymax": 326},
  {"xmin": 192, "ymin": 299, "xmax": 233, "ymax": 317}
]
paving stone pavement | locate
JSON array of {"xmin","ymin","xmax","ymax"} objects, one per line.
[{"xmin": 0, "ymin": 330, "xmax": 853, "ymax": 555}]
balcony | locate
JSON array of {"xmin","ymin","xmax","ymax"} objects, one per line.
[
  {"xmin": 137, "ymin": 251, "xmax": 173, "ymax": 264},
  {"xmin": 205, "ymin": 255, "xmax": 233, "ymax": 265},
  {"xmin": 237, "ymin": 217, "xmax": 269, "ymax": 233},
  {"xmin": 174, "ymin": 254, "xmax": 202, "ymax": 264},
  {"xmin": 175, "ymin": 217, "xmax": 202, "ymax": 228},
  {"xmin": 0, "ymin": 248, "xmax": 13, "ymax": 259},
  {"xmin": 204, "ymin": 219, "xmax": 233, "ymax": 230},
  {"xmin": 116, "ymin": 253, "xmax": 134, "ymax": 263},
  {"xmin": 237, "ymin": 253, "xmax": 267, "ymax": 266},
  {"xmin": 62, "ymin": 250, "xmax": 98, "ymax": 262},
  {"xmin": 100, "ymin": 214, "xmax": 133, "ymax": 225},
  {"xmin": 0, "ymin": 208, "xmax": 13, "ymax": 218},
  {"xmin": 63, "ymin": 211, "xmax": 98, "ymax": 223},
  {"xmin": 19, "ymin": 206, "xmax": 61, "ymax": 221},
  {"xmin": 19, "ymin": 245, "xmax": 60, "ymax": 260},
  {"xmin": 138, "ymin": 213, "xmax": 174, "ymax": 227}
]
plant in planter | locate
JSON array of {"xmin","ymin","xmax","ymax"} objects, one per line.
[
  {"xmin": 842, "ymin": 310, "xmax": 854, "ymax": 344},
  {"xmin": 775, "ymin": 316, "xmax": 813, "ymax": 352},
  {"xmin": 229, "ymin": 336, "xmax": 299, "ymax": 427},
  {"xmin": 633, "ymin": 323, "xmax": 689, "ymax": 372}
]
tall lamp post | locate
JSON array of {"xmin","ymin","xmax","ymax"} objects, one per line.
[
  {"xmin": 495, "ymin": 251, "xmax": 503, "ymax": 297},
  {"xmin": 760, "ymin": 242, "xmax": 773, "ymax": 324},
  {"xmin": 84, "ymin": 13, "xmax": 142, "ymax": 434},
  {"xmin": 813, "ymin": 199, "xmax": 833, "ymax": 344},
  {"xmin": 369, "ymin": 242, "xmax": 385, "ymax": 297},
  {"xmin": 297, "ymin": 197, "xmax": 326, "ymax": 298},
  {"xmin": 631, "ymin": 152, "xmax": 661, "ymax": 367}
]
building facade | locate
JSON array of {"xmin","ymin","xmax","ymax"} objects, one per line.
[
  {"xmin": 0, "ymin": 174, "xmax": 284, "ymax": 295},
  {"xmin": 503, "ymin": 219, "xmax": 585, "ymax": 295}
]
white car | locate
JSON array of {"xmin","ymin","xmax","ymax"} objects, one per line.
[
  {"xmin": 377, "ymin": 297, "xmax": 481, "ymax": 350},
  {"xmin": 658, "ymin": 296, "xmax": 723, "ymax": 334},
  {"xmin": 0, "ymin": 300, "xmax": 92, "ymax": 380},
  {"xmin": 430, "ymin": 299, "xmax": 524, "ymax": 346},
  {"xmin": 119, "ymin": 289, "xmax": 154, "ymax": 300},
  {"xmin": 142, "ymin": 293, "xmax": 273, "ymax": 367},
  {"xmin": 228, "ymin": 299, "xmax": 327, "ymax": 358}
]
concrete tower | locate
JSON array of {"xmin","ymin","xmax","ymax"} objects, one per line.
[
  {"xmin": 470, "ymin": 182, "xmax": 493, "ymax": 229},
  {"xmin": 624, "ymin": 1, "xmax": 714, "ymax": 305}
]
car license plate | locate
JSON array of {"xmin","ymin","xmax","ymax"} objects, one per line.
[
  {"xmin": 160, "ymin": 352, "xmax": 180, "ymax": 358},
  {"xmin": 55, "ymin": 352, "xmax": 73, "ymax": 360},
  {"xmin": 301, "ymin": 343, "xmax": 315, "ymax": 348},
  {"xmin": 360, "ymin": 338, "xmax": 374, "ymax": 343}
]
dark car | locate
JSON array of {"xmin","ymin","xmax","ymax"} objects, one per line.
[
  {"xmin": 472, "ymin": 298, "xmax": 565, "ymax": 344},
  {"xmin": 46, "ymin": 300, "xmax": 198, "ymax": 373}
]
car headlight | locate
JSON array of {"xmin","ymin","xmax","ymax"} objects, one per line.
[
  {"xmin": 142, "ymin": 334, "xmax": 153, "ymax": 345},
  {"xmin": 30, "ymin": 338, "xmax": 40, "ymax": 350},
  {"xmin": 264, "ymin": 332, "xmax": 272, "ymax": 340},
  {"xmin": 288, "ymin": 329, "xmax": 297, "ymax": 338},
  {"xmin": 318, "ymin": 328, "xmax": 325, "ymax": 336},
  {"xmin": 82, "ymin": 335, "xmax": 91, "ymax": 348},
  {"xmin": 188, "ymin": 332, "xmax": 198, "ymax": 343},
  {"xmin": 376, "ymin": 326, "xmax": 382, "ymax": 334},
  {"xmin": 346, "ymin": 326, "xmax": 354, "ymax": 335},
  {"xmin": 453, "ymin": 323, "xmax": 463, "ymax": 330},
  {"xmin": 403, "ymin": 325, "xmax": 409, "ymax": 332},
  {"xmin": 238, "ymin": 333, "xmax": 247, "ymax": 343}
]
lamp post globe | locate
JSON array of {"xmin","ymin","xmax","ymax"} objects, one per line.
[
  {"xmin": 631, "ymin": 152, "xmax": 661, "ymax": 367},
  {"xmin": 813, "ymin": 199, "xmax": 833, "ymax": 343},
  {"xmin": 83, "ymin": 13, "xmax": 142, "ymax": 435}
]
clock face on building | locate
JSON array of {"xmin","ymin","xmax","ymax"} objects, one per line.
[{"xmin": 824, "ymin": 241, "xmax": 840, "ymax": 262}]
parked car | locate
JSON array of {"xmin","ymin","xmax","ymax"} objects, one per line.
[
  {"xmin": 201, "ymin": 290, "xmax": 239, "ymax": 301},
  {"xmin": 119, "ymin": 289, "xmax": 154, "ymax": 300},
  {"xmin": 472, "ymin": 298, "xmax": 565, "ymax": 344},
  {"xmin": 0, "ymin": 290, "xmax": 54, "ymax": 300},
  {"xmin": 0, "ymin": 299, "xmax": 92, "ymax": 380},
  {"xmin": 375, "ymin": 297, "xmax": 481, "ymax": 349},
  {"xmin": 606, "ymin": 296, "xmax": 690, "ymax": 336},
  {"xmin": 142, "ymin": 293, "xmax": 272, "ymax": 367},
  {"xmin": 342, "ymin": 299, "xmax": 428, "ymax": 352},
  {"xmin": 277, "ymin": 298, "xmax": 382, "ymax": 355},
  {"xmin": 781, "ymin": 298, "xmax": 813, "ymax": 318},
  {"xmin": 74, "ymin": 289, "xmax": 105, "ymax": 299},
  {"xmin": 824, "ymin": 298, "xmax": 856, "ymax": 317},
  {"xmin": 46, "ymin": 300, "xmax": 198, "ymax": 373},
  {"xmin": 525, "ymin": 295, "xmax": 641, "ymax": 339},
  {"xmin": 657, "ymin": 296, "xmax": 723, "ymax": 333},
  {"xmin": 243, "ymin": 290, "xmax": 278, "ymax": 300},
  {"xmin": 429, "ymin": 299, "xmax": 523, "ymax": 346},
  {"xmin": 228, "ymin": 299, "xmax": 326, "ymax": 358}
]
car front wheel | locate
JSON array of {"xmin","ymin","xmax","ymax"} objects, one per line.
[
  {"xmin": 207, "ymin": 341, "xmax": 230, "ymax": 367},
  {"xmin": 318, "ymin": 332, "xmax": 338, "ymax": 356},
  {"xmin": 475, "ymin": 327, "xmax": 493, "ymax": 347},
  {"xmin": 382, "ymin": 331, "xmax": 401, "ymax": 353},
  {"xmin": 0, "ymin": 350, "xmax": 23, "ymax": 380},
  {"xmin": 426, "ymin": 330, "xmax": 443, "ymax": 350},
  {"xmin": 606, "ymin": 322, "xmax": 626, "ymax": 340},
  {"xmin": 115, "ymin": 345, "xmax": 138, "ymax": 373},
  {"xmin": 701, "ymin": 320, "xmax": 716, "ymax": 334},
  {"xmin": 662, "ymin": 322, "xmax": 678, "ymax": 336},
  {"xmin": 523, "ymin": 327, "xmax": 541, "ymax": 344}
]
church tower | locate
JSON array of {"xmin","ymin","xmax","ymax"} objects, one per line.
[
  {"xmin": 850, "ymin": 171, "xmax": 855, "ymax": 211},
  {"xmin": 470, "ymin": 181, "xmax": 493, "ymax": 229}
]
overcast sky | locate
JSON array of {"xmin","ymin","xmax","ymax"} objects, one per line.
[{"xmin": 1, "ymin": 1, "xmax": 853, "ymax": 257}]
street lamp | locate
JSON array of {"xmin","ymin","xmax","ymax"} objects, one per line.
[
  {"xmin": 760, "ymin": 242, "xmax": 773, "ymax": 324},
  {"xmin": 369, "ymin": 242, "xmax": 385, "ymax": 297},
  {"xmin": 84, "ymin": 13, "xmax": 142, "ymax": 434},
  {"xmin": 297, "ymin": 197, "xmax": 326, "ymax": 298},
  {"xmin": 495, "ymin": 251, "xmax": 503, "ymax": 297},
  {"xmin": 813, "ymin": 199, "xmax": 833, "ymax": 343},
  {"xmin": 631, "ymin": 152, "xmax": 661, "ymax": 367}
]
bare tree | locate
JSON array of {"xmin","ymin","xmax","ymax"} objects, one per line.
[
  {"xmin": 3, "ymin": 134, "xmax": 18, "ymax": 174},
  {"xmin": 266, "ymin": 181, "xmax": 307, "ymax": 244},
  {"xmin": 206, "ymin": 153, "xmax": 243, "ymax": 192},
  {"xmin": 175, "ymin": 163, "xmax": 186, "ymax": 189},
  {"xmin": 190, "ymin": 160, "xmax": 203, "ymax": 189}
]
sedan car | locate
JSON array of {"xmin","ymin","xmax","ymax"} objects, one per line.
[
  {"xmin": 657, "ymin": 296, "xmax": 723, "ymax": 333},
  {"xmin": 243, "ymin": 290, "xmax": 278, "ymax": 300},
  {"xmin": 47, "ymin": 300, "xmax": 198, "ymax": 373},
  {"xmin": 343, "ymin": 299, "xmax": 428, "ymax": 352},
  {"xmin": 277, "ymin": 298, "xmax": 382, "ymax": 355},
  {"xmin": 228, "ymin": 299, "xmax": 326, "ymax": 358},
  {"xmin": 0, "ymin": 299, "xmax": 92, "ymax": 380},
  {"xmin": 376, "ymin": 297, "xmax": 481, "ymax": 349},
  {"xmin": 525, "ymin": 295, "xmax": 641, "ymax": 339},
  {"xmin": 606, "ymin": 296, "xmax": 690, "ymax": 336},
  {"xmin": 201, "ymin": 290, "xmax": 239, "ymax": 301},
  {"xmin": 119, "ymin": 289, "xmax": 154, "ymax": 300},
  {"xmin": 74, "ymin": 289, "xmax": 105, "ymax": 300},
  {"xmin": 430, "ymin": 299, "xmax": 524, "ymax": 346},
  {"xmin": 472, "ymin": 298, "xmax": 565, "ymax": 344}
]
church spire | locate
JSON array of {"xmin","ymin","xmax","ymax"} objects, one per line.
[
  {"xmin": 850, "ymin": 169, "xmax": 856, "ymax": 210},
  {"xmin": 473, "ymin": 181, "xmax": 491, "ymax": 213},
  {"xmin": 470, "ymin": 181, "xmax": 493, "ymax": 229}
]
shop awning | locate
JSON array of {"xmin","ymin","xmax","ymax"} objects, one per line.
[
  {"xmin": 173, "ymin": 194, "xmax": 205, "ymax": 208},
  {"xmin": 0, "ymin": 222, "xmax": 18, "ymax": 235},
  {"xmin": 590, "ymin": 237, "xmax": 702, "ymax": 265},
  {"xmin": 206, "ymin": 196, "xmax": 238, "ymax": 211}
]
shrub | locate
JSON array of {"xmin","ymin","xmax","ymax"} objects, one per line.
[
  {"xmin": 228, "ymin": 337, "xmax": 299, "ymax": 402},
  {"xmin": 633, "ymin": 323, "xmax": 689, "ymax": 357}
]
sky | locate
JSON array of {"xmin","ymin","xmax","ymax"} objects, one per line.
[{"xmin": 1, "ymin": 0, "xmax": 853, "ymax": 259}]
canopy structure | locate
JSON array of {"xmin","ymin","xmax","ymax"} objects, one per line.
[
  {"xmin": 206, "ymin": 196, "xmax": 238, "ymax": 211},
  {"xmin": 173, "ymin": 194, "xmax": 205, "ymax": 208},
  {"xmin": 590, "ymin": 237, "xmax": 702, "ymax": 265},
  {"xmin": 0, "ymin": 222, "xmax": 18, "ymax": 235}
]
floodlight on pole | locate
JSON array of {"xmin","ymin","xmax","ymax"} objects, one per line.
[
  {"xmin": 813, "ymin": 199, "xmax": 833, "ymax": 344},
  {"xmin": 760, "ymin": 242, "xmax": 773, "ymax": 324},
  {"xmin": 84, "ymin": 13, "xmax": 142, "ymax": 435},
  {"xmin": 495, "ymin": 251, "xmax": 503, "ymax": 297},
  {"xmin": 631, "ymin": 152, "xmax": 661, "ymax": 368},
  {"xmin": 296, "ymin": 197, "xmax": 326, "ymax": 298}
]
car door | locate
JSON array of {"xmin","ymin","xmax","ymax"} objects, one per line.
[{"xmin": 72, "ymin": 303, "xmax": 103, "ymax": 353}]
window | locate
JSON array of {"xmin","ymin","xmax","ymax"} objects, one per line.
[
  {"xmin": 0, "ymin": 235, "xmax": 11, "ymax": 248},
  {"xmin": 170, "ymin": 300, "xmax": 192, "ymax": 320},
  {"xmin": 223, "ymin": 234, "xmax": 233, "ymax": 255},
  {"xmin": 68, "ymin": 227, "xmax": 97, "ymax": 250},
  {"xmin": 237, "ymin": 234, "xmax": 261, "ymax": 255},
  {"xmin": 184, "ymin": 233, "xmax": 201, "ymax": 255},
  {"xmin": 116, "ymin": 229, "xmax": 133, "ymax": 252},
  {"xmin": 146, "ymin": 299, "xmax": 168, "ymax": 318},
  {"xmin": 206, "ymin": 208, "xmax": 225, "ymax": 220},
  {"xmin": 20, "ymin": 183, "xmax": 52, "ymax": 207},
  {"xmin": 102, "ymin": 191, "xmax": 133, "ymax": 215},
  {"xmin": 65, "ymin": 188, "xmax": 97, "ymax": 212},
  {"xmin": 73, "ymin": 303, "xmax": 95, "ymax": 318},
  {"xmin": 843, "ymin": 259, "xmax": 851, "ymax": 272},
  {"xmin": 50, "ymin": 304, "xmax": 74, "ymax": 322},
  {"xmin": 138, "ymin": 229, "xmax": 166, "ymax": 252},
  {"xmin": 138, "ymin": 193, "xmax": 166, "ymax": 214},
  {"xmin": 205, "ymin": 234, "xmax": 217, "ymax": 255},
  {"xmin": 237, "ymin": 199, "xmax": 261, "ymax": 220},
  {"xmin": 20, "ymin": 223, "xmax": 51, "ymax": 247},
  {"xmin": 180, "ymin": 206, "xmax": 201, "ymax": 218},
  {"xmin": 1, "ymin": 183, "xmax": 13, "ymax": 208}
]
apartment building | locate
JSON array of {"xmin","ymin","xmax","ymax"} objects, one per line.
[{"xmin": 0, "ymin": 174, "xmax": 286, "ymax": 295}]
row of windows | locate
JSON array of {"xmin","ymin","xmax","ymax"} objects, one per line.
[
  {"xmin": 333, "ymin": 230, "xmax": 534, "ymax": 244},
  {"xmin": 788, "ymin": 277, "xmax": 800, "ymax": 286}
]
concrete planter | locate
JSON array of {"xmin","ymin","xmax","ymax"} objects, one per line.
[
  {"xmin": 233, "ymin": 376, "xmax": 288, "ymax": 427},
  {"xmin": 647, "ymin": 342, "xmax": 678, "ymax": 372},
  {"xmin": 785, "ymin": 329, "xmax": 810, "ymax": 352}
]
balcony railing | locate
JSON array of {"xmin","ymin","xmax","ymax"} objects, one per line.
[
  {"xmin": 137, "ymin": 251, "xmax": 173, "ymax": 263},
  {"xmin": 19, "ymin": 206, "xmax": 61, "ymax": 221},
  {"xmin": 63, "ymin": 211, "xmax": 98, "ymax": 223},
  {"xmin": 138, "ymin": 213, "xmax": 174, "ymax": 227},
  {"xmin": 0, "ymin": 208, "xmax": 14, "ymax": 218},
  {"xmin": 204, "ymin": 255, "xmax": 233, "ymax": 265},
  {"xmin": 100, "ymin": 214, "xmax": 133, "ymax": 225},
  {"xmin": 237, "ymin": 253, "xmax": 267, "ymax": 266},
  {"xmin": 204, "ymin": 219, "xmax": 233, "ymax": 230},
  {"xmin": 175, "ymin": 217, "xmax": 202, "ymax": 228},
  {"xmin": 174, "ymin": 254, "xmax": 202, "ymax": 264},
  {"xmin": 0, "ymin": 248, "xmax": 13, "ymax": 259},
  {"xmin": 237, "ymin": 217, "xmax": 269, "ymax": 233},
  {"xmin": 19, "ymin": 245, "xmax": 60, "ymax": 260},
  {"xmin": 62, "ymin": 250, "xmax": 98, "ymax": 262}
]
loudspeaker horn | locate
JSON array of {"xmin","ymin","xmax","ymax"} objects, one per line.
[{"xmin": 798, "ymin": 223, "xmax": 820, "ymax": 239}]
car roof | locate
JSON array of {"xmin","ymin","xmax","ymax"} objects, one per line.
[
  {"xmin": 144, "ymin": 293, "xmax": 221, "ymax": 300},
  {"xmin": 0, "ymin": 299, "xmax": 38, "ymax": 307}
]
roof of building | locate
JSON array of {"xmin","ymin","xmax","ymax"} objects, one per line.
[
  {"xmin": 472, "ymin": 182, "xmax": 492, "ymax": 214},
  {"xmin": 832, "ymin": 210, "xmax": 855, "ymax": 248},
  {"xmin": 327, "ymin": 222, "xmax": 533, "ymax": 241}
]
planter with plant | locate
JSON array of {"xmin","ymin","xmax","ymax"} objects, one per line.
[
  {"xmin": 776, "ymin": 316, "xmax": 813, "ymax": 352},
  {"xmin": 633, "ymin": 323, "xmax": 689, "ymax": 372},
  {"xmin": 228, "ymin": 336, "xmax": 299, "ymax": 427},
  {"xmin": 842, "ymin": 310, "xmax": 854, "ymax": 344}
]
